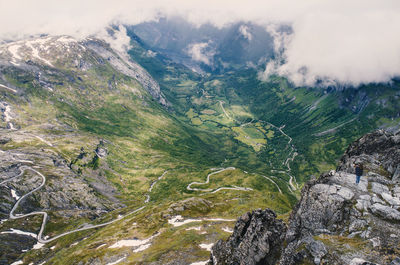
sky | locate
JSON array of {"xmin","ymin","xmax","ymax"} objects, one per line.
[{"xmin": 1, "ymin": 0, "xmax": 400, "ymax": 87}]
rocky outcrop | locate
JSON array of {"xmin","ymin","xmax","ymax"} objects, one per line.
[
  {"xmin": 209, "ymin": 208, "xmax": 286, "ymax": 265},
  {"xmin": 164, "ymin": 197, "xmax": 214, "ymax": 218},
  {"xmin": 210, "ymin": 130, "xmax": 400, "ymax": 265}
]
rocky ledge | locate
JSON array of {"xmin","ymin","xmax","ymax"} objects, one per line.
[{"xmin": 209, "ymin": 130, "xmax": 400, "ymax": 265}]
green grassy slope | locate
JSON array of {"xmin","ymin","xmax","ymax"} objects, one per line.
[{"xmin": 0, "ymin": 38, "xmax": 297, "ymax": 264}]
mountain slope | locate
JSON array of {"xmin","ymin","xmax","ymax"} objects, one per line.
[{"xmin": 0, "ymin": 35, "xmax": 295, "ymax": 265}]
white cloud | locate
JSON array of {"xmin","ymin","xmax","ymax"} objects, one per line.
[
  {"xmin": 97, "ymin": 25, "xmax": 132, "ymax": 54},
  {"xmin": 1, "ymin": 0, "xmax": 400, "ymax": 86},
  {"xmin": 239, "ymin": 25, "xmax": 252, "ymax": 41},
  {"xmin": 261, "ymin": 1, "xmax": 400, "ymax": 87},
  {"xmin": 187, "ymin": 42, "xmax": 214, "ymax": 65}
]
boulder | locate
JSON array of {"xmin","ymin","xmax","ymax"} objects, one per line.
[
  {"xmin": 349, "ymin": 219, "xmax": 368, "ymax": 233},
  {"xmin": 369, "ymin": 203, "xmax": 400, "ymax": 221},
  {"xmin": 306, "ymin": 240, "xmax": 327, "ymax": 265},
  {"xmin": 381, "ymin": 192, "xmax": 400, "ymax": 207},
  {"xmin": 370, "ymin": 182, "xmax": 389, "ymax": 194}
]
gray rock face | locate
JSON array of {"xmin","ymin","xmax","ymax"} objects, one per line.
[
  {"xmin": 209, "ymin": 208, "xmax": 286, "ymax": 265},
  {"xmin": 371, "ymin": 182, "xmax": 390, "ymax": 194},
  {"xmin": 209, "ymin": 130, "xmax": 400, "ymax": 265},
  {"xmin": 285, "ymin": 179, "xmax": 355, "ymax": 244},
  {"xmin": 369, "ymin": 203, "xmax": 400, "ymax": 221}
]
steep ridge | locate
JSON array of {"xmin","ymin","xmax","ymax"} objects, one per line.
[
  {"xmin": 209, "ymin": 130, "xmax": 400, "ymax": 265},
  {"xmin": 0, "ymin": 36, "xmax": 168, "ymax": 107}
]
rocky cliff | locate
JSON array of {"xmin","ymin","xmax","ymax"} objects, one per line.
[{"xmin": 210, "ymin": 130, "xmax": 400, "ymax": 265}]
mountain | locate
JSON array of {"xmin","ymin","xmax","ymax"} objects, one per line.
[
  {"xmin": 210, "ymin": 130, "xmax": 400, "ymax": 265},
  {"xmin": 127, "ymin": 29, "xmax": 400, "ymax": 183},
  {"xmin": 128, "ymin": 17, "xmax": 275, "ymax": 73},
  {"xmin": 0, "ymin": 35, "xmax": 294, "ymax": 264},
  {"xmin": 0, "ymin": 23, "xmax": 400, "ymax": 264}
]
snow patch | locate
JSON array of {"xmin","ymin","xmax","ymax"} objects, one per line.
[
  {"xmin": 132, "ymin": 243, "xmax": 151, "ymax": 253},
  {"xmin": 10, "ymin": 260, "xmax": 23, "ymax": 265},
  {"xmin": 169, "ymin": 215, "xmax": 236, "ymax": 227},
  {"xmin": 33, "ymin": 242, "xmax": 45, "ymax": 249},
  {"xmin": 8, "ymin": 45, "xmax": 22, "ymax": 60},
  {"xmin": 199, "ymin": 243, "xmax": 214, "ymax": 251},
  {"xmin": 1, "ymin": 228, "xmax": 37, "ymax": 238},
  {"xmin": 30, "ymin": 37, "xmax": 53, "ymax": 46},
  {"xmin": 26, "ymin": 42, "xmax": 54, "ymax": 66},
  {"xmin": 203, "ymin": 218, "xmax": 236, "ymax": 222},
  {"xmin": 11, "ymin": 189, "xmax": 20, "ymax": 200},
  {"xmin": 57, "ymin": 36, "xmax": 77, "ymax": 45},
  {"xmin": 168, "ymin": 215, "xmax": 200, "ymax": 227},
  {"xmin": 109, "ymin": 233, "xmax": 158, "ymax": 250},
  {"xmin": 186, "ymin": 226, "xmax": 202, "ymax": 231},
  {"xmin": 190, "ymin": 261, "xmax": 209, "ymax": 265},
  {"xmin": 222, "ymin": 227, "xmax": 233, "ymax": 233},
  {"xmin": 109, "ymin": 238, "xmax": 151, "ymax": 248}
]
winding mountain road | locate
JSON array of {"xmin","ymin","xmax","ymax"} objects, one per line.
[
  {"xmin": 187, "ymin": 167, "xmax": 253, "ymax": 193},
  {"xmin": 261, "ymin": 175, "xmax": 282, "ymax": 194},
  {"xmin": 1, "ymin": 165, "xmax": 146, "ymax": 244},
  {"xmin": 313, "ymin": 117, "xmax": 357, "ymax": 137}
]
